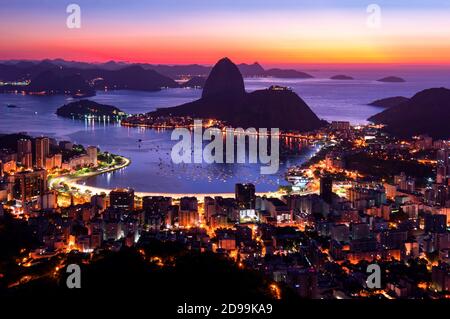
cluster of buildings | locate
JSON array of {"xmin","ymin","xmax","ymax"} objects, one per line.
[
  {"xmin": 1, "ymin": 136, "xmax": 98, "ymax": 173},
  {"xmin": 0, "ymin": 136, "xmax": 98, "ymax": 205},
  {"xmin": 122, "ymin": 115, "xmax": 224, "ymax": 129},
  {"xmin": 2, "ymin": 123, "xmax": 450, "ymax": 299},
  {"xmin": 8, "ymin": 171, "xmax": 449, "ymax": 298},
  {"xmin": 12, "ymin": 183, "xmax": 323, "ymax": 298}
]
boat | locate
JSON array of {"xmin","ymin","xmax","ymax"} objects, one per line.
[{"xmin": 6, "ymin": 104, "xmax": 17, "ymax": 108}]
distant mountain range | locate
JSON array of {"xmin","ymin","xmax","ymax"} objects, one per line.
[
  {"xmin": 0, "ymin": 58, "xmax": 317, "ymax": 95},
  {"xmin": 0, "ymin": 58, "xmax": 409, "ymax": 98},
  {"xmin": 152, "ymin": 57, "xmax": 326, "ymax": 131},
  {"xmin": 0, "ymin": 58, "xmax": 314, "ymax": 79},
  {"xmin": 368, "ymin": 87, "xmax": 450, "ymax": 139},
  {"xmin": 0, "ymin": 61, "xmax": 179, "ymax": 95}
]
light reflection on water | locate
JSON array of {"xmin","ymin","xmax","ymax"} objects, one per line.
[{"xmin": 1, "ymin": 71, "xmax": 450, "ymax": 192}]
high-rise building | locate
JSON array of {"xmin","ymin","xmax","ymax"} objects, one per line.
[
  {"xmin": 380, "ymin": 229, "xmax": 408, "ymax": 249},
  {"xmin": 35, "ymin": 137, "xmax": 49, "ymax": 169},
  {"xmin": 45, "ymin": 156, "xmax": 54, "ymax": 170},
  {"xmin": 347, "ymin": 185, "xmax": 387, "ymax": 208},
  {"xmin": 91, "ymin": 194, "xmax": 107, "ymax": 213},
  {"xmin": 434, "ymin": 184, "xmax": 449, "ymax": 206},
  {"xmin": 8, "ymin": 170, "xmax": 47, "ymax": 203},
  {"xmin": 21, "ymin": 153, "xmax": 33, "ymax": 169},
  {"xmin": 204, "ymin": 196, "xmax": 216, "ymax": 222},
  {"xmin": 86, "ymin": 146, "xmax": 98, "ymax": 167},
  {"xmin": 437, "ymin": 149, "xmax": 450, "ymax": 167},
  {"xmin": 235, "ymin": 183, "xmax": 256, "ymax": 209},
  {"xmin": 179, "ymin": 197, "xmax": 199, "ymax": 227},
  {"xmin": 431, "ymin": 263, "xmax": 450, "ymax": 292},
  {"xmin": 320, "ymin": 176, "xmax": 333, "ymax": 204},
  {"xmin": 17, "ymin": 138, "xmax": 32, "ymax": 156},
  {"xmin": 53, "ymin": 153, "xmax": 62, "ymax": 168},
  {"xmin": 178, "ymin": 210, "xmax": 199, "ymax": 228},
  {"xmin": 394, "ymin": 172, "xmax": 406, "ymax": 188},
  {"xmin": 17, "ymin": 139, "xmax": 32, "ymax": 166},
  {"xmin": 142, "ymin": 196, "xmax": 172, "ymax": 213},
  {"xmin": 180, "ymin": 197, "xmax": 198, "ymax": 211},
  {"xmin": 37, "ymin": 190, "xmax": 58, "ymax": 210},
  {"xmin": 424, "ymin": 213, "xmax": 447, "ymax": 233},
  {"xmin": 109, "ymin": 188, "xmax": 135, "ymax": 210},
  {"xmin": 437, "ymin": 165, "xmax": 448, "ymax": 184},
  {"xmin": 44, "ymin": 153, "xmax": 62, "ymax": 170},
  {"xmin": 437, "ymin": 149, "xmax": 450, "ymax": 184}
]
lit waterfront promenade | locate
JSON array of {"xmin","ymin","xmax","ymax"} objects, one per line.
[
  {"xmin": 49, "ymin": 143, "xmax": 321, "ymax": 201},
  {"xmin": 49, "ymin": 156, "xmax": 284, "ymax": 201},
  {"xmin": 53, "ymin": 175, "xmax": 282, "ymax": 201}
]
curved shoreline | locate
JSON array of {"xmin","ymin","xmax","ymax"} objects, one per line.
[
  {"xmin": 50, "ymin": 155, "xmax": 283, "ymax": 201},
  {"xmin": 49, "ymin": 155, "xmax": 131, "ymax": 194}
]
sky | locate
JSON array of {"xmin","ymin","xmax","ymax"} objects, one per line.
[{"xmin": 1, "ymin": 0, "xmax": 450, "ymax": 66}]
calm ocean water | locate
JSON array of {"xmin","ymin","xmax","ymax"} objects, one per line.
[{"xmin": 1, "ymin": 68, "xmax": 450, "ymax": 193}]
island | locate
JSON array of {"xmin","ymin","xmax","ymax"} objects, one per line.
[
  {"xmin": 376, "ymin": 76, "xmax": 405, "ymax": 83},
  {"xmin": 368, "ymin": 96, "xmax": 409, "ymax": 108},
  {"xmin": 265, "ymin": 68, "xmax": 314, "ymax": 79},
  {"xmin": 56, "ymin": 99, "xmax": 126, "ymax": 120},
  {"xmin": 368, "ymin": 87, "xmax": 450, "ymax": 139},
  {"xmin": 330, "ymin": 75, "xmax": 354, "ymax": 80}
]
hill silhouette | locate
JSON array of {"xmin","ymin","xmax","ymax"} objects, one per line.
[
  {"xmin": 368, "ymin": 87, "xmax": 450, "ymax": 139},
  {"xmin": 202, "ymin": 58, "xmax": 245, "ymax": 99},
  {"xmin": 152, "ymin": 58, "xmax": 325, "ymax": 131},
  {"xmin": 26, "ymin": 70, "xmax": 95, "ymax": 96},
  {"xmin": 56, "ymin": 99, "xmax": 125, "ymax": 119}
]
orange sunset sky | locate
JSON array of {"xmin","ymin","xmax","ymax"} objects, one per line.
[{"xmin": 1, "ymin": 0, "xmax": 450, "ymax": 67}]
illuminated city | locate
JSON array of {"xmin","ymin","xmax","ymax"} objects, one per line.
[{"xmin": 1, "ymin": 0, "xmax": 450, "ymax": 315}]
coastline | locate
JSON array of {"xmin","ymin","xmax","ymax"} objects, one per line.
[
  {"xmin": 49, "ymin": 154, "xmax": 284, "ymax": 201},
  {"xmin": 49, "ymin": 154, "xmax": 131, "ymax": 195}
]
